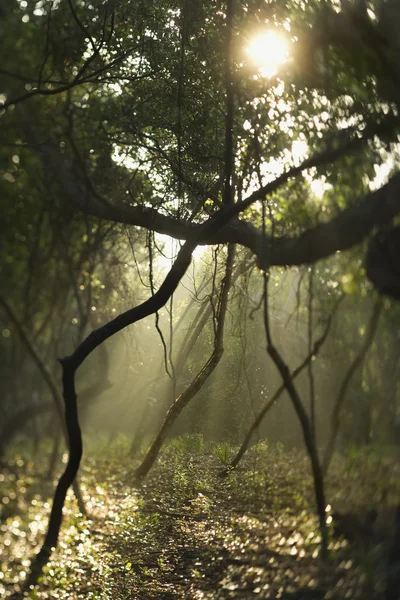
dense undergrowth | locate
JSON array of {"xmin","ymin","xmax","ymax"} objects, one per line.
[{"xmin": 1, "ymin": 436, "xmax": 400, "ymax": 599}]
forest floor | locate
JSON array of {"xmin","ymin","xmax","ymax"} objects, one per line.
[{"xmin": 1, "ymin": 436, "xmax": 400, "ymax": 599}]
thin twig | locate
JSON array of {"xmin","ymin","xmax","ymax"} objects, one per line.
[{"xmin": 148, "ymin": 231, "xmax": 171, "ymax": 379}]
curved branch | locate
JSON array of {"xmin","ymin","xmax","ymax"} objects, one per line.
[
  {"xmin": 22, "ymin": 114, "xmax": 400, "ymax": 269},
  {"xmin": 263, "ymin": 273, "xmax": 328, "ymax": 559},
  {"xmin": 15, "ymin": 108, "xmax": 400, "ymax": 283},
  {"xmin": 223, "ymin": 294, "xmax": 343, "ymax": 475},
  {"xmin": 25, "ymin": 237, "xmax": 199, "ymax": 586},
  {"xmin": 2, "ymin": 45, "xmax": 135, "ymax": 110},
  {"xmin": 267, "ymin": 172, "xmax": 400, "ymax": 266},
  {"xmin": 134, "ymin": 244, "xmax": 236, "ymax": 482}
]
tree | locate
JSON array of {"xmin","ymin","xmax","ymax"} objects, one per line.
[{"xmin": 2, "ymin": 0, "xmax": 400, "ymax": 584}]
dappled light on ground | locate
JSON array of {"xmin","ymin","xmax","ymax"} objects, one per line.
[{"xmin": 2, "ymin": 440, "xmax": 399, "ymax": 598}]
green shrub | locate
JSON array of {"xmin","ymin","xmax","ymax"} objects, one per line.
[{"xmin": 212, "ymin": 442, "xmax": 232, "ymax": 465}]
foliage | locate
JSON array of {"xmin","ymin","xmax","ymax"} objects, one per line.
[
  {"xmin": 2, "ymin": 442, "xmax": 400, "ymax": 598},
  {"xmin": 212, "ymin": 441, "xmax": 233, "ymax": 465}
]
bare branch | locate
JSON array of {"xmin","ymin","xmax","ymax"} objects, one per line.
[
  {"xmin": 134, "ymin": 244, "xmax": 236, "ymax": 482},
  {"xmin": 224, "ymin": 294, "xmax": 344, "ymax": 474},
  {"xmin": 18, "ymin": 113, "xmax": 400, "ymax": 270}
]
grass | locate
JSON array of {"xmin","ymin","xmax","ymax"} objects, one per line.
[{"xmin": 1, "ymin": 437, "xmax": 400, "ymax": 598}]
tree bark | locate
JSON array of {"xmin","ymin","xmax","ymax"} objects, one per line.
[{"xmin": 23, "ymin": 360, "xmax": 82, "ymax": 590}]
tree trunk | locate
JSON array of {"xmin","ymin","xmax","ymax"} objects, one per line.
[
  {"xmin": 129, "ymin": 251, "xmax": 251, "ymax": 457},
  {"xmin": 263, "ymin": 273, "xmax": 328, "ymax": 559},
  {"xmin": 224, "ymin": 298, "xmax": 339, "ymax": 474},
  {"xmin": 134, "ymin": 244, "xmax": 235, "ymax": 482},
  {"xmin": 21, "ymin": 238, "xmax": 199, "ymax": 588}
]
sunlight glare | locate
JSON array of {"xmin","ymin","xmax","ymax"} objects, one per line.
[{"xmin": 247, "ymin": 31, "xmax": 288, "ymax": 78}]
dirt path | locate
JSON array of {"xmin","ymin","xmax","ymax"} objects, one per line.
[{"xmin": 2, "ymin": 443, "xmax": 398, "ymax": 598}]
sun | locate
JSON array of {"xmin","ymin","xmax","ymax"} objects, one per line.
[{"xmin": 247, "ymin": 31, "xmax": 288, "ymax": 78}]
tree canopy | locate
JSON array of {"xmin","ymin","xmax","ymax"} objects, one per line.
[{"xmin": 2, "ymin": 0, "xmax": 400, "ymax": 275}]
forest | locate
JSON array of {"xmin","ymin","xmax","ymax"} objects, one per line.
[{"xmin": 1, "ymin": 0, "xmax": 400, "ymax": 598}]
